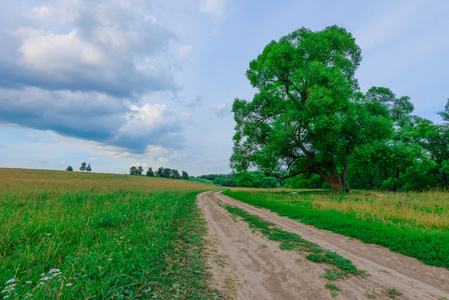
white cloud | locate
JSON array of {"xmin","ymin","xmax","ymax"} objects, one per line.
[
  {"xmin": 199, "ymin": 0, "xmax": 228, "ymax": 22},
  {"xmin": 180, "ymin": 112, "xmax": 191, "ymax": 121},
  {"xmin": 187, "ymin": 96, "xmax": 203, "ymax": 109},
  {"xmin": 26, "ymin": 5, "xmax": 52, "ymax": 19},
  {"xmin": 113, "ymin": 102, "xmax": 185, "ymax": 150},
  {"xmin": 120, "ymin": 104, "xmax": 176, "ymax": 137},
  {"xmin": 179, "ymin": 45, "xmax": 193, "ymax": 58},
  {"xmin": 6, "ymin": 1, "xmax": 179, "ymax": 97},
  {"xmin": 16, "ymin": 28, "xmax": 108, "ymax": 73},
  {"xmin": 106, "ymin": 144, "xmax": 186, "ymax": 167},
  {"xmin": 212, "ymin": 103, "xmax": 231, "ymax": 118}
]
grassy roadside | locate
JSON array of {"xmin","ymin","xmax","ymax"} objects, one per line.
[
  {"xmin": 0, "ymin": 169, "xmax": 221, "ymax": 299},
  {"xmin": 223, "ymin": 190, "xmax": 449, "ymax": 270}
]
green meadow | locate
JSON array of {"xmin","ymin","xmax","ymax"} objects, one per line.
[{"xmin": 0, "ymin": 168, "xmax": 220, "ymax": 299}]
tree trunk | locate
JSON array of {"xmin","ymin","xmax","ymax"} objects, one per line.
[
  {"xmin": 315, "ymin": 167, "xmax": 349, "ymax": 192},
  {"xmin": 341, "ymin": 162, "xmax": 350, "ymax": 193},
  {"xmin": 440, "ymin": 171, "xmax": 449, "ymax": 187}
]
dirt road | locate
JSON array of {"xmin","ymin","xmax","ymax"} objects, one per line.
[{"xmin": 197, "ymin": 191, "xmax": 449, "ymax": 300}]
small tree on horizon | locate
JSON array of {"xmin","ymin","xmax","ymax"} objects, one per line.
[
  {"xmin": 79, "ymin": 162, "xmax": 87, "ymax": 172},
  {"xmin": 66, "ymin": 166, "xmax": 73, "ymax": 171},
  {"xmin": 137, "ymin": 166, "xmax": 144, "ymax": 176},
  {"xmin": 172, "ymin": 169, "xmax": 181, "ymax": 179},
  {"xmin": 129, "ymin": 166, "xmax": 138, "ymax": 175},
  {"xmin": 146, "ymin": 167, "xmax": 154, "ymax": 177},
  {"xmin": 86, "ymin": 163, "xmax": 92, "ymax": 172},
  {"xmin": 181, "ymin": 171, "xmax": 189, "ymax": 180}
]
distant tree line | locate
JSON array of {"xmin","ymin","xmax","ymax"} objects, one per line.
[
  {"xmin": 129, "ymin": 165, "xmax": 190, "ymax": 180},
  {"xmin": 66, "ymin": 162, "xmax": 92, "ymax": 172},
  {"xmin": 198, "ymin": 172, "xmax": 278, "ymax": 188}
]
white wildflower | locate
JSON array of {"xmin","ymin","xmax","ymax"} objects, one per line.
[
  {"xmin": 120, "ymin": 236, "xmax": 125, "ymax": 239},
  {"xmin": 40, "ymin": 277, "xmax": 51, "ymax": 281},
  {"xmin": 4, "ymin": 279, "xmax": 15, "ymax": 285},
  {"xmin": 46, "ymin": 233, "xmax": 51, "ymax": 236},
  {"xmin": 2, "ymin": 285, "xmax": 16, "ymax": 293},
  {"xmin": 49, "ymin": 269, "xmax": 61, "ymax": 274},
  {"xmin": 3, "ymin": 295, "xmax": 9, "ymax": 299},
  {"xmin": 34, "ymin": 282, "xmax": 45, "ymax": 289},
  {"xmin": 65, "ymin": 283, "xmax": 73, "ymax": 287},
  {"xmin": 24, "ymin": 293, "xmax": 33, "ymax": 298},
  {"xmin": 52, "ymin": 272, "xmax": 62, "ymax": 277},
  {"xmin": 26, "ymin": 281, "xmax": 32, "ymax": 284},
  {"xmin": 40, "ymin": 273, "xmax": 45, "ymax": 276}
]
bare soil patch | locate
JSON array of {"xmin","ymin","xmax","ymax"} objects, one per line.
[{"xmin": 198, "ymin": 191, "xmax": 449, "ymax": 300}]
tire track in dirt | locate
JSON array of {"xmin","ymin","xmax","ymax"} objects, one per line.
[{"xmin": 198, "ymin": 191, "xmax": 449, "ymax": 300}]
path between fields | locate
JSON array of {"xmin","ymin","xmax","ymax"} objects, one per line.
[{"xmin": 197, "ymin": 191, "xmax": 449, "ymax": 300}]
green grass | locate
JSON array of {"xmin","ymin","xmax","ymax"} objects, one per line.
[
  {"xmin": 223, "ymin": 189, "xmax": 449, "ymax": 270},
  {"xmin": 0, "ymin": 169, "xmax": 221, "ymax": 299}
]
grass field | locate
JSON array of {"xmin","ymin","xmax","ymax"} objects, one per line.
[
  {"xmin": 3, "ymin": 168, "xmax": 448, "ymax": 298},
  {"xmin": 0, "ymin": 168, "xmax": 220, "ymax": 299},
  {"xmin": 223, "ymin": 189, "xmax": 449, "ymax": 269}
]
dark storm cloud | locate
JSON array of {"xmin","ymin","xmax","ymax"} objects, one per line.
[
  {"xmin": 0, "ymin": 1, "xmax": 179, "ymax": 97},
  {"xmin": 0, "ymin": 1, "xmax": 186, "ymax": 152},
  {"xmin": 0, "ymin": 88, "xmax": 184, "ymax": 153}
]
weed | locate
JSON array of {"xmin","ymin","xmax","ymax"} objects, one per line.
[
  {"xmin": 325, "ymin": 283, "xmax": 341, "ymax": 291},
  {"xmin": 386, "ymin": 287, "xmax": 403, "ymax": 299},
  {"xmin": 365, "ymin": 290, "xmax": 377, "ymax": 298},
  {"xmin": 322, "ymin": 267, "xmax": 347, "ymax": 281},
  {"xmin": 214, "ymin": 255, "xmax": 228, "ymax": 267}
]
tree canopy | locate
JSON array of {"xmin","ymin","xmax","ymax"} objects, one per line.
[
  {"xmin": 231, "ymin": 26, "xmax": 394, "ymax": 192},
  {"xmin": 79, "ymin": 162, "xmax": 87, "ymax": 172},
  {"xmin": 146, "ymin": 167, "xmax": 154, "ymax": 177}
]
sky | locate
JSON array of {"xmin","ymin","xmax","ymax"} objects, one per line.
[{"xmin": 0, "ymin": 0, "xmax": 448, "ymax": 176}]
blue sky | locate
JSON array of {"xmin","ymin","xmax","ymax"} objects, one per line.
[{"xmin": 0, "ymin": 0, "xmax": 448, "ymax": 175}]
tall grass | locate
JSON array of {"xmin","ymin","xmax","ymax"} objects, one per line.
[
  {"xmin": 0, "ymin": 168, "xmax": 219, "ymax": 299},
  {"xmin": 223, "ymin": 189, "xmax": 449, "ymax": 269},
  {"xmin": 226, "ymin": 189, "xmax": 449, "ymax": 231}
]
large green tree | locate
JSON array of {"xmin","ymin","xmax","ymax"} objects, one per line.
[
  {"xmin": 399, "ymin": 111, "xmax": 449, "ymax": 188},
  {"xmin": 231, "ymin": 26, "xmax": 392, "ymax": 192},
  {"xmin": 347, "ymin": 87, "xmax": 417, "ymax": 190}
]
